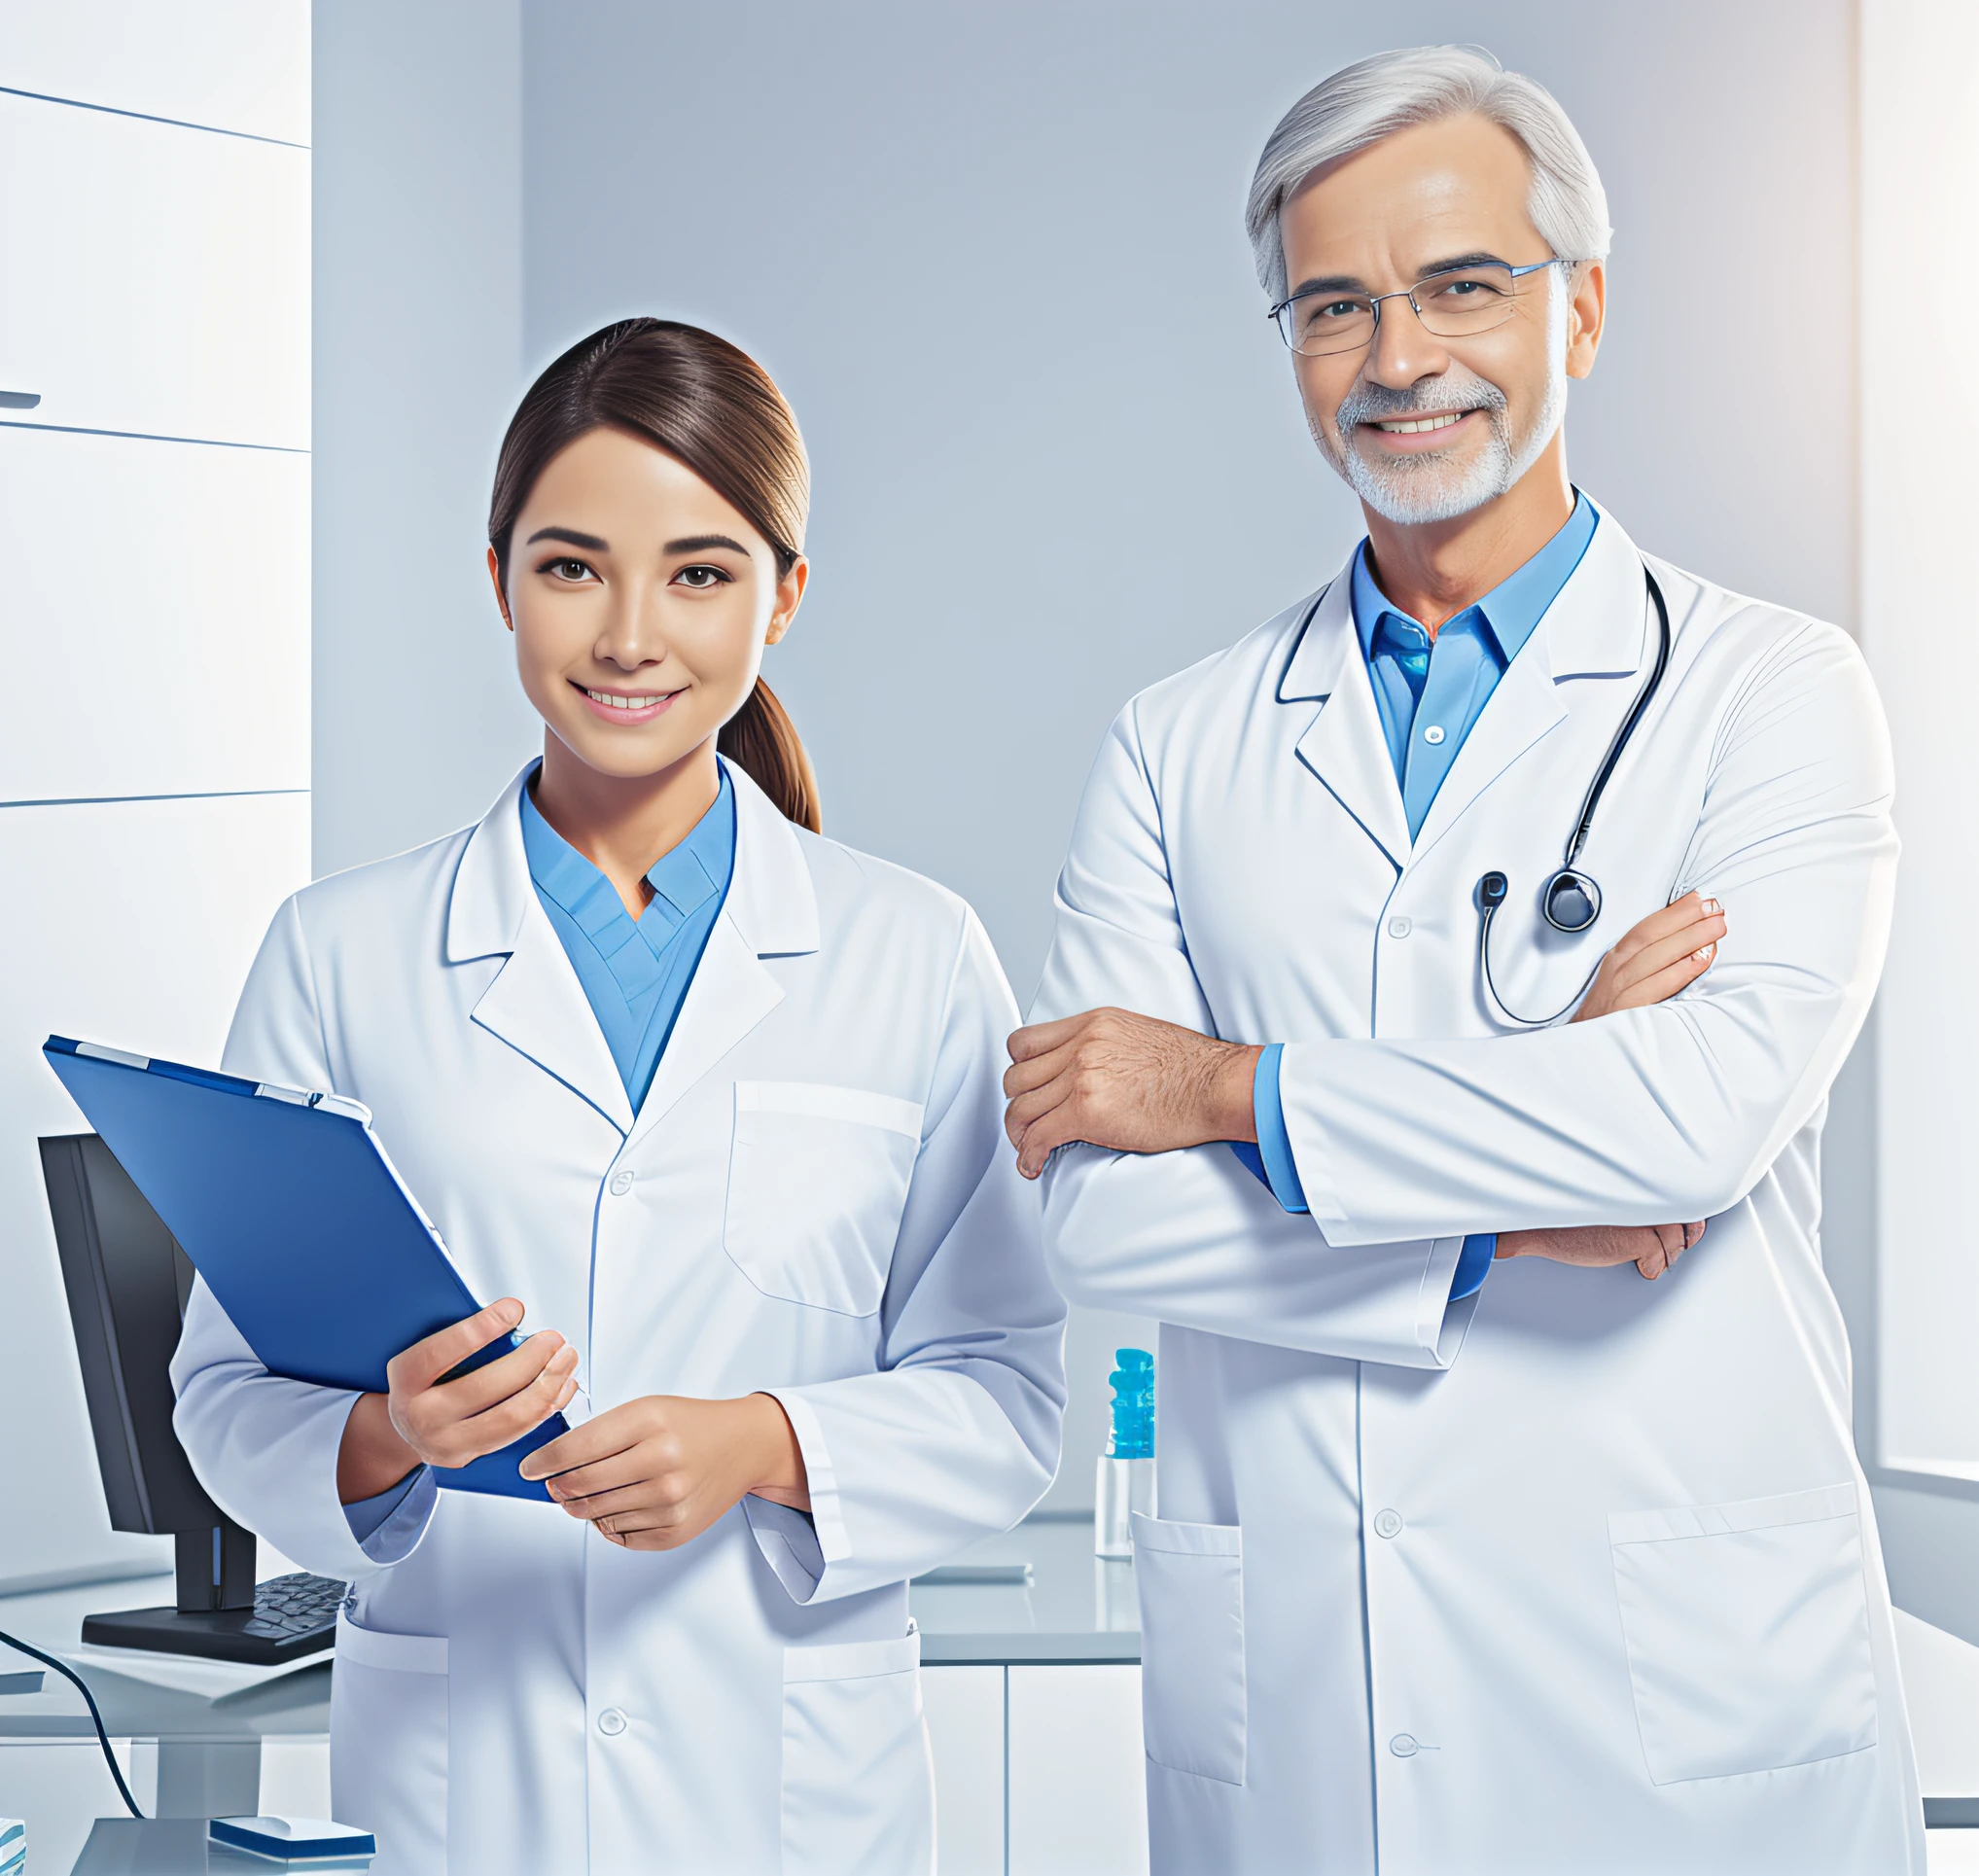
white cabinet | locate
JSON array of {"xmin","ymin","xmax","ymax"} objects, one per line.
[
  {"xmin": 925, "ymin": 1666, "xmax": 1005, "ymax": 1876},
  {"xmin": 0, "ymin": 427, "xmax": 309, "ymax": 801},
  {"xmin": 1008, "ymin": 1666, "xmax": 1149, "ymax": 1876},
  {"xmin": 0, "ymin": 793, "xmax": 309, "ymax": 1588},
  {"xmin": 0, "ymin": 0, "xmax": 309, "ymax": 144},
  {"xmin": 0, "ymin": 91, "xmax": 309, "ymax": 448}
]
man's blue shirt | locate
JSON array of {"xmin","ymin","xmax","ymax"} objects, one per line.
[
  {"xmin": 1239, "ymin": 496, "xmax": 1599, "ymax": 1302},
  {"xmin": 343, "ymin": 766, "xmax": 736, "ymax": 1545}
]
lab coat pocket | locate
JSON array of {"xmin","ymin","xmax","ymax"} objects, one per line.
[
  {"xmin": 1609, "ymin": 1482, "xmax": 1878, "ymax": 1785},
  {"xmin": 726, "ymin": 1081, "xmax": 924, "ymax": 1317},
  {"xmin": 329, "ymin": 1611, "xmax": 447, "ymax": 1876},
  {"xmin": 781, "ymin": 1629, "xmax": 934, "ymax": 1876},
  {"xmin": 1132, "ymin": 1512, "xmax": 1246, "ymax": 1786}
]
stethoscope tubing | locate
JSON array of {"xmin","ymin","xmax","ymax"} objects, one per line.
[{"xmin": 1475, "ymin": 563, "xmax": 1674, "ymax": 1028}]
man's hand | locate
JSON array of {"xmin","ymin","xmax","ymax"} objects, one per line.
[
  {"xmin": 338, "ymin": 1297, "xmax": 579, "ymax": 1504},
  {"xmin": 516, "ymin": 1394, "xmax": 809, "ymax": 1550},
  {"xmin": 1573, "ymin": 892, "xmax": 1725, "ymax": 1023},
  {"xmin": 1003, "ymin": 1008, "xmax": 1260, "ymax": 1181},
  {"xmin": 1498, "ymin": 1220, "xmax": 1707, "ymax": 1282}
]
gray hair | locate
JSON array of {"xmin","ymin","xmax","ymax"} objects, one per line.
[{"xmin": 1246, "ymin": 46, "xmax": 1612, "ymax": 304}]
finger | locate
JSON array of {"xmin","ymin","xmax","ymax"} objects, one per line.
[
  {"xmin": 1636, "ymin": 1248, "xmax": 1669, "ymax": 1280},
  {"xmin": 1682, "ymin": 1220, "xmax": 1708, "ymax": 1252},
  {"xmin": 392, "ymin": 1297, "xmax": 528, "ymax": 1393},
  {"xmin": 1007, "ymin": 1014, "xmax": 1100, "ymax": 1065},
  {"xmin": 420, "ymin": 1332, "xmax": 571, "ymax": 1424},
  {"xmin": 544, "ymin": 1445, "xmax": 656, "ymax": 1506},
  {"xmin": 1003, "ymin": 1038, "xmax": 1081, "ymax": 1101},
  {"xmin": 520, "ymin": 1405, "xmax": 648, "ymax": 1481},
  {"xmin": 1606, "ymin": 893, "xmax": 1711, "ymax": 966},
  {"xmin": 1004, "ymin": 1074, "xmax": 1078, "ymax": 1146},
  {"xmin": 1603, "ymin": 917, "xmax": 1727, "ymax": 1000},
  {"xmin": 447, "ymin": 1363, "xmax": 581, "ymax": 1463},
  {"xmin": 1015, "ymin": 1104, "xmax": 1088, "ymax": 1180},
  {"xmin": 1605, "ymin": 945, "xmax": 1719, "ymax": 1013},
  {"xmin": 556, "ymin": 1477, "xmax": 678, "ymax": 1523}
]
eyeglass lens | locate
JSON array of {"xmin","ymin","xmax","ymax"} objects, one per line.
[{"xmin": 1277, "ymin": 264, "xmax": 1529, "ymax": 357}]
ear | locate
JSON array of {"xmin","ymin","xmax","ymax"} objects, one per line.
[
  {"xmin": 1564, "ymin": 260, "xmax": 1606, "ymax": 381},
  {"xmin": 486, "ymin": 546, "xmax": 515, "ymax": 632},
  {"xmin": 763, "ymin": 555, "xmax": 809, "ymax": 648}
]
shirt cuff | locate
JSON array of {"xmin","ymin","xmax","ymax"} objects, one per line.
[
  {"xmin": 1451, "ymin": 1234, "xmax": 1496, "ymax": 1301},
  {"xmin": 1247, "ymin": 1043, "xmax": 1309, "ymax": 1215},
  {"xmin": 342, "ymin": 1468, "xmax": 431, "ymax": 1557}
]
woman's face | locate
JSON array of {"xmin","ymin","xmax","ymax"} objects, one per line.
[{"xmin": 491, "ymin": 425, "xmax": 805, "ymax": 785}]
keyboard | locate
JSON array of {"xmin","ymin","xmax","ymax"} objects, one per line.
[{"xmin": 82, "ymin": 1571, "xmax": 349, "ymax": 1666}]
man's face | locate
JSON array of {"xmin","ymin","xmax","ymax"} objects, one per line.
[{"xmin": 1277, "ymin": 112, "xmax": 1602, "ymax": 526}]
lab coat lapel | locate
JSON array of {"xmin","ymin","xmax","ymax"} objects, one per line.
[
  {"xmin": 1280, "ymin": 567, "xmax": 1411, "ymax": 872},
  {"xmin": 625, "ymin": 761, "xmax": 820, "ymax": 1149},
  {"xmin": 1406, "ymin": 507, "xmax": 1650, "ymax": 868},
  {"xmin": 446, "ymin": 766, "xmax": 637, "ymax": 1135}
]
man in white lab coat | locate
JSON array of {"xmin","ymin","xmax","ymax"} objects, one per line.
[{"xmin": 1005, "ymin": 45, "xmax": 1922, "ymax": 1876}]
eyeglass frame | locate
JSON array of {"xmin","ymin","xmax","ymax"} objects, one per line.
[{"xmin": 1267, "ymin": 258, "xmax": 1565, "ymax": 357}]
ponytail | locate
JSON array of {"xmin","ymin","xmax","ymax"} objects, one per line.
[{"xmin": 719, "ymin": 677, "xmax": 820, "ymax": 833}]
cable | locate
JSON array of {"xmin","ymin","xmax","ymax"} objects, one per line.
[
  {"xmin": 1476, "ymin": 893, "xmax": 1604, "ymax": 1028},
  {"xmin": 0, "ymin": 1626, "xmax": 145, "ymax": 1819}
]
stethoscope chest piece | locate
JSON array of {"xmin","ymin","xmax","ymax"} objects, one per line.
[{"xmin": 1541, "ymin": 869, "xmax": 1602, "ymax": 934}]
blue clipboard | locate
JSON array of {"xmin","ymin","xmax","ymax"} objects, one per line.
[{"xmin": 44, "ymin": 1037, "xmax": 566, "ymax": 1501}]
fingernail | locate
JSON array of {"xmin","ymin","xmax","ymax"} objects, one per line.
[{"xmin": 1702, "ymin": 899, "xmax": 1720, "ymax": 915}]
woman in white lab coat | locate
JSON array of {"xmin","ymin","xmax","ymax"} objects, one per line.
[{"xmin": 171, "ymin": 318, "xmax": 1067, "ymax": 1875}]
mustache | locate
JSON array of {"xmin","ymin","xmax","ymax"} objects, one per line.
[{"xmin": 1335, "ymin": 372, "xmax": 1508, "ymax": 431}]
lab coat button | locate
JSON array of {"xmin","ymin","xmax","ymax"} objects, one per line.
[
  {"xmin": 1390, "ymin": 1733, "xmax": 1419, "ymax": 1757},
  {"xmin": 1423, "ymin": 724, "xmax": 1446, "ymax": 745},
  {"xmin": 1388, "ymin": 916, "xmax": 1412, "ymax": 939},
  {"xmin": 597, "ymin": 1707, "xmax": 627, "ymax": 1736},
  {"xmin": 609, "ymin": 1170, "xmax": 634, "ymax": 1196},
  {"xmin": 1373, "ymin": 1508, "xmax": 1403, "ymax": 1539}
]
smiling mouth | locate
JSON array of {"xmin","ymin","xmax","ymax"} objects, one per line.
[
  {"xmin": 1368, "ymin": 411, "xmax": 1472, "ymax": 435},
  {"xmin": 579, "ymin": 685, "xmax": 681, "ymax": 711}
]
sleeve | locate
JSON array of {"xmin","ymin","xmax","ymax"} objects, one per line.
[
  {"xmin": 743, "ymin": 909, "xmax": 1068, "ymax": 1605},
  {"xmin": 1277, "ymin": 624, "xmax": 1898, "ymax": 1243},
  {"xmin": 169, "ymin": 896, "xmax": 440, "ymax": 1578},
  {"xmin": 1028, "ymin": 704, "xmax": 1475, "ymax": 1369}
]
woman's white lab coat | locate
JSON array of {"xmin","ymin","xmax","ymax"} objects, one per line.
[
  {"xmin": 1031, "ymin": 504, "xmax": 1923, "ymax": 1874},
  {"xmin": 171, "ymin": 760, "xmax": 1066, "ymax": 1876}
]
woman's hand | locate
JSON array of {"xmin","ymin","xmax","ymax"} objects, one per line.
[
  {"xmin": 336, "ymin": 1297, "xmax": 579, "ymax": 1504},
  {"xmin": 1573, "ymin": 892, "xmax": 1726, "ymax": 1023},
  {"xmin": 518, "ymin": 1393, "xmax": 810, "ymax": 1550}
]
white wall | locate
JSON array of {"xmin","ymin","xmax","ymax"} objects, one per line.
[{"xmin": 311, "ymin": 0, "xmax": 534, "ymax": 878}]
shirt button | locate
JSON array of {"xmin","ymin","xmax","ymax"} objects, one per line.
[
  {"xmin": 1390, "ymin": 1733, "xmax": 1419, "ymax": 1758},
  {"xmin": 1423, "ymin": 724, "xmax": 1446, "ymax": 745},
  {"xmin": 1373, "ymin": 1508, "xmax": 1404, "ymax": 1540},
  {"xmin": 597, "ymin": 1707, "xmax": 627, "ymax": 1737},
  {"xmin": 1387, "ymin": 916, "xmax": 1412, "ymax": 939},
  {"xmin": 609, "ymin": 1170, "xmax": 634, "ymax": 1196}
]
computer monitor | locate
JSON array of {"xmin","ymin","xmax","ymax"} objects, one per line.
[{"xmin": 39, "ymin": 1133, "xmax": 341, "ymax": 1665}]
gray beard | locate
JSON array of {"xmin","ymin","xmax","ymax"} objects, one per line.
[{"xmin": 1314, "ymin": 303, "xmax": 1570, "ymax": 525}]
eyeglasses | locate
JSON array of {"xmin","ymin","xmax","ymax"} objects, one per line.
[{"xmin": 1269, "ymin": 259, "xmax": 1561, "ymax": 358}]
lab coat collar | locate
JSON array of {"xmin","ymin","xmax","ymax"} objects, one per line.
[
  {"xmin": 444, "ymin": 757, "xmax": 821, "ymax": 1138},
  {"xmin": 1405, "ymin": 499, "xmax": 1653, "ymax": 865},
  {"xmin": 1277, "ymin": 565, "xmax": 1413, "ymax": 871}
]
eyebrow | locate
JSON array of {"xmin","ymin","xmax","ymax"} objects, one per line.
[
  {"xmin": 1286, "ymin": 252, "xmax": 1513, "ymax": 299},
  {"xmin": 525, "ymin": 526, "xmax": 608, "ymax": 550},
  {"xmin": 664, "ymin": 533, "xmax": 751, "ymax": 556}
]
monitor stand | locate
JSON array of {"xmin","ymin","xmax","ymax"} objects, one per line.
[{"xmin": 80, "ymin": 1521, "xmax": 329, "ymax": 1665}]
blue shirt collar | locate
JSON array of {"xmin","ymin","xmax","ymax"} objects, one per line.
[
  {"xmin": 518, "ymin": 764, "xmax": 734, "ymax": 950},
  {"xmin": 1352, "ymin": 489, "xmax": 1599, "ymax": 662}
]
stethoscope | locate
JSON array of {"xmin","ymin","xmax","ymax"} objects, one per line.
[{"xmin": 1474, "ymin": 563, "xmax": 1671, "ymax": 1027}]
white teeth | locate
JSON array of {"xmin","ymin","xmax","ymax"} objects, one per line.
[
  {"xmin": 585, "ymin": 689, "xmax": 665, "ymax": 710},
  {"xmin": 1375, "ymin": 412, "xmax": 1468, "ymax": 435}
]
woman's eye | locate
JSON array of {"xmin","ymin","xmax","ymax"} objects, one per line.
[
  {"xmin": 546, "ymin": 558, "xmax": 593, "ymax": 582},
  {"xmin": 674, "ymin": 564, "xmax": 727, "ymax": 589}
]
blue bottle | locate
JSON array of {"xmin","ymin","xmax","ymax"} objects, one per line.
[{"xmin": 1095, "ymin": 1348, "xmax": 1155, "ymax": 1558}]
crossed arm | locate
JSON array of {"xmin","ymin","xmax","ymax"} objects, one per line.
[{"xmin": 1005, "ymin": 892, "xmax": 1727, "ymax": 1283}]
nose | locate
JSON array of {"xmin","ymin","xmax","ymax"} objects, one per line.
[
  {"xmin": 1363, "ymin": 289, "xmax": 1452, "ymax": 391},
  {"xmin": 594, "ymin": 575, "xmax": 670, "ymax": 672}
]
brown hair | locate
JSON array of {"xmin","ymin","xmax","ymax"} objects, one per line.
[{"xmin": 488, "ymin": 318, "xmax": 821, "ymax": 832}]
